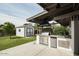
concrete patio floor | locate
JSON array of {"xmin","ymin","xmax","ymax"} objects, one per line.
[{"xmin": 0, "ymin": 41, "xmax": 73, "ymax": 56}]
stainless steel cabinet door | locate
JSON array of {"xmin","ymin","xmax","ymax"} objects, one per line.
[{"xmin": 51, "ymin": 37, "xmax": 57, "ymax": 48}]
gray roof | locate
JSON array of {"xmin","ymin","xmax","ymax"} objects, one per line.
[
  {"xmin": 16, "ymin": 23, "xmax": 33, "ymax": 28},
  {"xmin": 16, "ymin": 25, "xmax": 24, "ymax": 28}
]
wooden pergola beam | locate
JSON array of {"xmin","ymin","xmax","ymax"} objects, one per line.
[
  {"xmin": 53, "ymin": 10, "xmax": 79, "ymax": 20},
  {"xmin": 48, "ymin": 4, "xmax": 73, "ymax": 16}
]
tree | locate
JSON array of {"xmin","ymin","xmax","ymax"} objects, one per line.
[
  {"xmin": 3, "ymin": 22, "xmax": 15, "ymax": 39},
  {"xmin": 0, "ymin": 24, "xmax": 5, "ymax": 36},
  {"xmin": 53, "ymin": 25, "xmax": 69, "ymax": 36},
  {"xmin": 0, "ymin": 24, "xmax": 4, "ymax": 27}
]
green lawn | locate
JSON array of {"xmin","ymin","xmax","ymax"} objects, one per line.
[{"xmin": 0, "ymin": 36, "xmax": 36, "ymax": 51}]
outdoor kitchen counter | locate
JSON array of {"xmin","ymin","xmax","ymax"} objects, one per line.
[
  {"xmin": 36, "ymin": 34, "xmax": 71, "ymax": 49},
  {"xmin": 37, "ymin": 34, "xmax": 71, "ymax": 40},
  {"xmin": 50, "ymin": 35, "xmax": 71, "ymax": 49},
  {"xmin": 50, "ymin": 35, "xmax": 71, "ymax": 40}
]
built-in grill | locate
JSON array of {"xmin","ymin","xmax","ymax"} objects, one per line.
[
  {"xmin": 40, "ymin": 32, "xmax": 57, "ymax": 48},
  {"xmin": 41, "ymin": 32, "xmax": 49, "ymax": 35},
  {"xmin": 39, "ymin": 32, "xmax": 49, "ymax": 45}
]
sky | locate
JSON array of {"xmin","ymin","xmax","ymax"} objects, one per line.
[{"xmin": 0, "ymin": 3, "xmax": 44, "ymax": 27}]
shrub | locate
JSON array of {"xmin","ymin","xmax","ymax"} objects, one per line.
[{"xmin": 53, "ymin": 25, "xmax": 69, "ymax": 36}]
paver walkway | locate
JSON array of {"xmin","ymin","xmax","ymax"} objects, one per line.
[{"xmin": 0, "ymin": 41, "xmax": 73, "ymax": 56}]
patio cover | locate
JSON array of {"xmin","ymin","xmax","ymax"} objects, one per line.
[{"xmin": 27, "ymin": 3, "xmax": 79, "ymax": 26}]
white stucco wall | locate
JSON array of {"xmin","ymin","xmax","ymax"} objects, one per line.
[{"xmin": 16, "ymin": 27, "xmax": 24, "ymax": 37}]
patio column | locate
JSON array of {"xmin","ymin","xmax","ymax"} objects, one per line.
[
  {"xmin": 36, "ymin": 34, "xmax": 40, "ymax": 44},
  {"xmin": 48, "ymin": 36, "xmax": 51, "ymax": 48},
  {"xmin": 71, "ymin": 16, "xmax": 79, "ymax": 55}
]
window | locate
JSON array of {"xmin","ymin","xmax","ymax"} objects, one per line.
[
  {"xmin": 18, "ymin": 29, "xmax": 21, "ymax": 32},
  {"xmin": 26, "ymin": 28, "xmax": 33, "ymax": 36}
]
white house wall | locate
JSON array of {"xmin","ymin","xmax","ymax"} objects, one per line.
[{"xmin": 16, "ymin": 27, "xmax": 24, "ymax": 37}]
